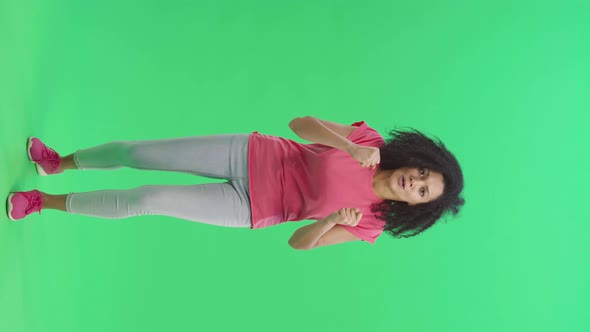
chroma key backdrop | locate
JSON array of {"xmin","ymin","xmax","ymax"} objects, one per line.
[{"xmin": 1, "ymin": 1, "xmax": 588, "ymax": 332}]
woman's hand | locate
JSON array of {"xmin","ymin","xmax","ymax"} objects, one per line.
[
  {"xmin": 348, "ymin": 144, "xmax": 380, "ymax": 169},
  {"xmin": 327, "ymin": 208, "xmax": 363, "ymax": 227}
]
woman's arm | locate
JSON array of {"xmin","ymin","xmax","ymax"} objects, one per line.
[
  {"xmin": 289, "ymin": 116, "xmax": 380, "ymax": 168},
  {"xmin": 289, "ymin": 116, "xmax": 358, "ymax": 153},
  {"xmin": 288, "ymin": 208, "xmax": 362, "ymax": 250}
]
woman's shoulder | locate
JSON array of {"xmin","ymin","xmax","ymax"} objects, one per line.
[{"xmin": 347, "ymin": 122, "xmax": 385, "ymax": 146}]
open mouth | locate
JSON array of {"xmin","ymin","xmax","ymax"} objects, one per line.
[{"xmin": 399, "ymin": 175, "xmax": 405, "ymax": 190}]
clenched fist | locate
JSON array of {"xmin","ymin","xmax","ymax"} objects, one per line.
[
  {"xmin": 327, "ymin": 208, "xmax": 363, "ymax": 227},
  {"xmin": 348, "ymin": 144, "xmax": 380, "ymax": 169}
]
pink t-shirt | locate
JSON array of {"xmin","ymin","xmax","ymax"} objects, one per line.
[{"xmin": 247, "ymin": 121, "xmax": 386, "ymax": 243}]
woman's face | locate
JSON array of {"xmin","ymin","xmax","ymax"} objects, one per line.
[{"xmin": 388, "ymin": 167, "xmax": 445, "ymax": 204}]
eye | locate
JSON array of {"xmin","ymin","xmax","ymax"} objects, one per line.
[
  {"xmin": 419, "ymin": 168, "xmax": 425, "ymax": 177},
  {"xmin": 420, "ymin": 188, "xmax": 425, "ymax": 197}
]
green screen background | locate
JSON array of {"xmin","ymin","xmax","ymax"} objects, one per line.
[{"xmin": 1, "ymin": 1, "xmax": 588, "ymax": 331}]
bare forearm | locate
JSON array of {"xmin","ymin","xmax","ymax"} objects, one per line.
[
  {"xmin": 288, "ymin": 218, "xmax": 337, "ymax": 250},
  {"xmin": 289, "ymin": 116, "xmax": 355, "ymax": 152}
]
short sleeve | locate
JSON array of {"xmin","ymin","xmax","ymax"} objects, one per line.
[
  {"xmin": 341, "ymin": 214, "xmax": 385, "ymax": 244},
  {"xmin": 346, "ymin": 121, "xmax": 385, "ymax": 148}
]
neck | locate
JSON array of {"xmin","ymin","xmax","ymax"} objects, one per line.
[{"xmin": 372, "ymin": 168, "xmax": 399, "ymax": 201}]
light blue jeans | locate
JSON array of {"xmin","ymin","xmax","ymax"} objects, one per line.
[{"xmin": 66, "ymin": 134, "xmax": 252, "ymax": 227}]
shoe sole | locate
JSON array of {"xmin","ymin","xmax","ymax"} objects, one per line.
[
  {"xmin": 6, "ymin": 194, "xmax": 16, "ymax": 221},
  {"xmin": 27, "ymin": 137, "xmax": 49, "ymax": 176}
]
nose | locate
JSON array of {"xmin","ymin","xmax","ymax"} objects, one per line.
[{"xmin": 410, "ymin": 176, "xmax": 424, "ymax": 188}]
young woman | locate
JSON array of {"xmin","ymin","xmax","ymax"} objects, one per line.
[{"xmin": 7, "ymin": 116, "xmax": 464, "ymax": 249}]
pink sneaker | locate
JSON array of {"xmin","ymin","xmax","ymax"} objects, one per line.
[
  {"xmin": 6, "ymin": 190, "xmax": 44, "ymax": 221},
  {"xmin": 27, "ymin": 137, "xmax": 63, "ymax": 176}
]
